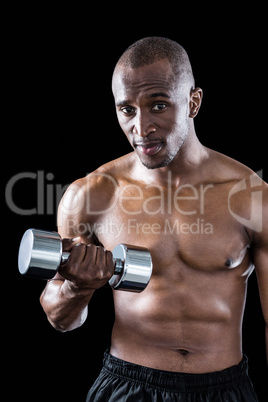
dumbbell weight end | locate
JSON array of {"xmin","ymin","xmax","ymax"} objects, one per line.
[{"xmin": 18, "ymin": 229, "xmax": 63, "ymax": 279}]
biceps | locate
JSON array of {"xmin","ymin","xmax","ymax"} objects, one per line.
[
  {"xmin": 57, "ymin": 198, "xmax": 91, "ymax": 240},
  {"xmin": 56, "ymin": 182, "xmax": 99, "ymax": 245}
]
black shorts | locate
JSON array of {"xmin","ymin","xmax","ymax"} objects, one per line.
[{"xmin": 86, "ymin": 351, "xmax": 258, "ymax": 401}]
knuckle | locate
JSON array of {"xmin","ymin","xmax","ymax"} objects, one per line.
[
  {"xmin": 95, "ymin": 268, "xmax": 109, "ymax": 281},
  {"xmin": 96, "ymin": 270, "xmax": 105, "ymax": 280}
]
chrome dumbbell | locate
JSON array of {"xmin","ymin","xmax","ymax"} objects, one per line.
[{"xmin": 18, "ymin": 229, "xmax": 153, "ymax": 293}]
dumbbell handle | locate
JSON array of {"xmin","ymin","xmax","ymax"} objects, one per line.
[{"xmin": 61, "ymin": 251, "xmax": 124, "ymax": 275}]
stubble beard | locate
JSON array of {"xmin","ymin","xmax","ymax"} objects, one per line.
[
  {"xmin": 140, "ymin": 129, "xmax": 189, "ymax": 170},
  {"xmin": 140, "ymin": 151, "xmax": 178, "ymax": 170}
]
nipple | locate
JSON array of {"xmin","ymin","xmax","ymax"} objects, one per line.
[{"xmin": 225, "ymin": 258, "xmax": 234, "ymax": 268}]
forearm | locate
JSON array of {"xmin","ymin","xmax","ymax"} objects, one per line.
[{"xmin": 40, "ymin": 279, "xmax": 95, "ymax": 332}]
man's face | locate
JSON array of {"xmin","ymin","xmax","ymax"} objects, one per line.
[{"xmin": 112, "ymin": 59, "xmax": 193, "ymax": 169}]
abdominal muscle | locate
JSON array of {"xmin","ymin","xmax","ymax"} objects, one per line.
[{"xmin": 110, "ymin": 273, "xmax": 245, "ymax": 373}]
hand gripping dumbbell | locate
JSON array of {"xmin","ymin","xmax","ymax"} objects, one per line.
[{"xmin": 18, "ymin": 229, "xmax": 153, "ymax": 293}]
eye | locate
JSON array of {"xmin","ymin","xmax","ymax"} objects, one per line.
[
  {"xmin": 152, "ymin": 103, "xmax": 167, "ymax": 111},
  {"xmin": 120, "ymin": 106, "xmax": 135, "ymax": 115}
]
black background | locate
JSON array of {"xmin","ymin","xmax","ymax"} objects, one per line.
[{"xmin": 4, "ymin": 4, "xmax": 268, "ymax": 401}]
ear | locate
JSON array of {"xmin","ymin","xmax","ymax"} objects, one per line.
[{"xmin": 189, "ymin": 87, "xmax": 203, "ymax": 118}]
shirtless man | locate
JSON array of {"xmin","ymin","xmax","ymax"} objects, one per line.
[{"xmin": 40, "ymin": 37, "xmax": 267, "ymax": 401}]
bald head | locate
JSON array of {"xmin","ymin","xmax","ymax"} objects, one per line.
[{"xmin": 113, "ymin": 37, "xmax": 195, "ymax": 89}]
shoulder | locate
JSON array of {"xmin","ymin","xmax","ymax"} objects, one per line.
[
  {"xmin": 207, "ymin": 148, "xmax": 268, "ymax": 237},
  {"xmin": 207, "ymin": 148, "xmax": 266, "ymax": 194},
  {"xmin": 205, "ymin": 148, "xmax": 257, "ymax": 182},
  {"xmin": 57, "ymin": 153, "xmax": 135, "ymax": 236}
]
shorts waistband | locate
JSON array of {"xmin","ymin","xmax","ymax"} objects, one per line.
[{"xmin": 103, "ymin": 351, "xmax": 249, "ymax": 392}]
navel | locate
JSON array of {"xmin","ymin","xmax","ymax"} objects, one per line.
[{"xmin": 176, "ymin": 349, "xmax": 190, "ymax": 356}]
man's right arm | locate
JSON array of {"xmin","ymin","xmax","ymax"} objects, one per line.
[
  {"xmin": 39, "ymin": 178, "xmax": 114, "ymax": 332},
  {"xmin": 39, "ymin": 272, "xmax": 93, "ymax": 333}
]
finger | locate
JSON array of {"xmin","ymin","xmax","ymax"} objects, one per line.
[
  {"xmin": 67, "ymin": 242, "xmax": 87, "ymax": 265},
  {"xmin": 62, "ymin": 237, "xmax": 81, "ymax": 252},
  {"xmin": 58, "ymin": 243, "xmax": 87, "ymax": 280},
  {"xmin": 106, "ymin": 250, "xmax": 114, "ymax": 267},
  {"xmin": 95, "ymin": 246, "xmax": 111, "ymax": 268},
  {"xmin": 82, "ymin": 244, "xmax": 98, "ymax": 268}
]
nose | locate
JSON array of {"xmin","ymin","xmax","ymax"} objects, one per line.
[{"xmin": 132, "ymin": 110, "xmax": 156, "ymax": 137}]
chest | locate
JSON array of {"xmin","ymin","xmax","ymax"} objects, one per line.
[{"xmin": 92, "ymin": 182, "xmax": 251, "ymax": 274}]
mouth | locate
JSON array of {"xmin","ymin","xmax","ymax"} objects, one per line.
[{"xmin": 135, "ymin": 142, "xmax": 163, "ymax": 156}]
